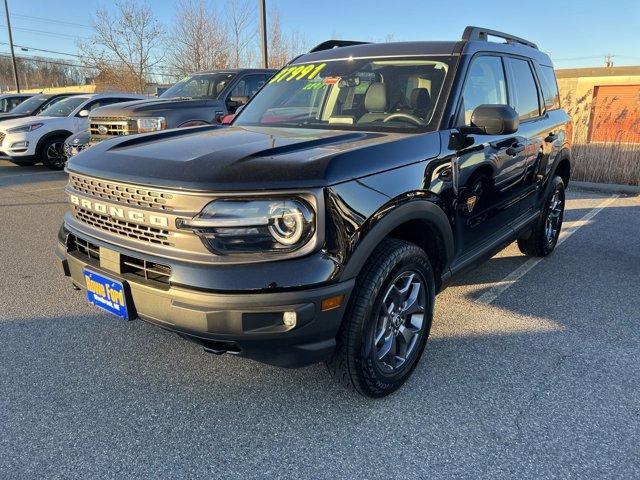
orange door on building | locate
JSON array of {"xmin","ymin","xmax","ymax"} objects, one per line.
[{"xmin": 588, "ymin": 85, "xmax": 640, "ymax": 143}]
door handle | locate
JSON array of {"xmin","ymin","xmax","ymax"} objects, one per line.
[
  {"xmin": 544, "ymin": 132, "xmax": 558, "ymax": 143},
  {"xmin": 506, "ymin": 143, "xmax": 525, "ymax": 156}
]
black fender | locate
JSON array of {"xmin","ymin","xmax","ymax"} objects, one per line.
[
  {"xmin": 539, "ymin": 147, "xmax": 571, "ymax": 204},
  {"xmin": 341, "ymin": 199, "xmax": 455, "ymax": 280},
  {"xmin": 36, "ymin": 130, "xmax": 74, "ymax": 155}
]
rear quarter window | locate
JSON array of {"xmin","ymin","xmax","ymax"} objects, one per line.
[{"xmin": 539, "ymin": 65, "xmax": 560, "ymax": 110}]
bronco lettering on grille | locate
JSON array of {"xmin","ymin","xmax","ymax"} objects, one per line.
[{"xmin": 69, "ymin": 194, "xmax": 169, "ymax": 227}]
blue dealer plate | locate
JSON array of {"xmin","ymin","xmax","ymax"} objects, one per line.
[{"xmin": 83, "ymin": 268, "xmax": 129, "ymax": 320}]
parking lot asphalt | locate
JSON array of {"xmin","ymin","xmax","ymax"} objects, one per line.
[{"xmin": 1, "ymin": 159, "xmax": 639, "ymax": 479}]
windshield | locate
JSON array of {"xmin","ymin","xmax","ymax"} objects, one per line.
[
  {"xmin": 38, "ymin": 96, "xmax": 87, "ymax": 117},
  {"xmin": 235, "ymin": 57, "xmax": 452, "ymax": 132},
  {"xmin": 9, "ymin": 94, "xmax": 50, "ymax": 115},
  {"xmin": 160, "ymin": 73, "xmax": 236, "ymax": 99}
]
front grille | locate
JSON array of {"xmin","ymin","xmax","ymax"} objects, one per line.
[
  {"xmin": 68, "ymin": 234, "xmax": 171, "ymax": 287},
  {"xmin": 69, "ymin": 174, "xmax": 173, "ymax": 211},
  {"xmin": 72, "ymin": 235, "xmax": 100, "ymax": 262},
  {"xmin": 89, "ymin": 117, "xmax": 136, "ymax": 137},
  {"xmin": 121, "ymin": 255, "xmax": 171, "ymax": 286},
  {"xmin": 73, "ymin": 207, "xmax": 172, "ymax": 246}
]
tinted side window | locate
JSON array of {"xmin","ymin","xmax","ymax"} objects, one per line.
[
  {"xmin": 506, "ymin": 58, "xmax": 540, "ymax": 120},
  {"xmin": 539, "ymin": 65, "xmax": 560, "ymax": 110},
  {"xmin": 85, "ymin": 98, "xmax": 132, "ymax": 112},
  {"xmin": 460, "ymin": 56, "xmax": 507, "ymax": 125},
  {"xmin": 9, "ymin": 98, "xmax": 23, "ymax": 110},
  {"xmin": 230, "ymin": 75, "xmax": 268, "ymax": 99}
]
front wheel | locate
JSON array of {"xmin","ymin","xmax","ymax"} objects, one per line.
[
  {"xmin": 10, "ymin": 160, "xmax": 37, "ymax": 167},
  {"xmin": 325, "ymin": 238, "xmax": 435, "ymax": 398},
  {"xmin": 39, "ymin": 137, "xmax": 67, "ymax": 170},
  {"xmin": 517, "ymin": 176, "xmax": 565, "ymax": 256}
]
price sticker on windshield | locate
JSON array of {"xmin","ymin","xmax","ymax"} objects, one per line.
[{"xmin": 270, "ymin": 63, "xmax": 327, "ymax": 83}]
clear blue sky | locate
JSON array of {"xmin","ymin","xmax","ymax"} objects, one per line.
[{"xmin": 4, "ymin": 0, "xmax": 640, "ymax": 69}]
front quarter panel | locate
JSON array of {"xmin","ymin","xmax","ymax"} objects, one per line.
[{"xmin": 326, "ymin": 155, "xmax": 456, "ymax": 282}]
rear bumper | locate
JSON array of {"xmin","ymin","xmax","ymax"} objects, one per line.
[{"xmin": 55, "ymin": 239, "xmax": 354, "ymax": 368}]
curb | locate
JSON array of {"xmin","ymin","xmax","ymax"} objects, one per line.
[{"xmin": 571, "ymin": 180, "xmax": 640, "ymax": 195}]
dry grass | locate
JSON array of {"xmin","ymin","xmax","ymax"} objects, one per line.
[{"xmin": 561, "ymin": 88, "xmax": 640, "ymax": 186}]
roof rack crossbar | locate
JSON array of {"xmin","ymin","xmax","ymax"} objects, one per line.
[
  {"xmin": 462, "ymin": 26, "xmax": 538, "ymax": 50},
  {"xmin": 308, "ymin": 40, "xmax": 371, "ymax": 53}
]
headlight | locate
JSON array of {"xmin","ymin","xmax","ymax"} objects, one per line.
[
  {"xmin": 177, "ymin": 198, "xmax": 315, "ymax": 254},
  {"xmin": 7, "ymin": 123, "xmax": 44, "ymax": 133},
  {"xmin": 136, "ymin": 117, "xmax": 166, "ymax": 133}
]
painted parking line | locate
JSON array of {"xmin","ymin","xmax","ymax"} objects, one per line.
[{"xmin": 477, "ymin": 195, "xmax": 619, "ymax": 305}]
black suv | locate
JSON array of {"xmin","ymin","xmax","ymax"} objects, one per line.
[
  {"xmin": 56, "ymin": 27, "xmax": 571, "ymax": 397},
  {"xmin": 64, "ymin": 69, "xmax": 275, "ymax": 158}
]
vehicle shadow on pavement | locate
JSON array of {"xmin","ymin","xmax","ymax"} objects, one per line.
[{"xmin": 0, "ymin": 160, "xmax": 67, "ymax": 188}]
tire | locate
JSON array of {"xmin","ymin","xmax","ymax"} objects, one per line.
[
  {"xmin": 10, "ymin": 160, "xmax": 37, "ymax": 167},
  {"xmin": 39, "ymin": 136, "xmax": 67, "ymax": 170},
  {"xmin": 325, "ymin": 238, "xmax": 435, "ymax": 398},
  {"xmin": 517, "ymin": 176, "xmax": 565, "ymax": 257}
]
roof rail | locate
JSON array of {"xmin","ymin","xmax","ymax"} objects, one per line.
[
  {"xmin": 308, "ymin": 40, "xmax": 371, "ymax": 53},
  {"xmin": 462, "ymin": 26, "xmax": 538, "ymax": 50}
]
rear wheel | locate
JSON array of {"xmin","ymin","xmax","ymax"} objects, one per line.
[
  {"xmin": 39, "ymin": 136, "xmax": 67, "ymax": 170},
  {"xmin": 325, "ymin": 238, "xmax": 435, "ymax": 398},
  {"xmin": 517, "ymin": 176, "xmax": 565, "ymax": 256}
]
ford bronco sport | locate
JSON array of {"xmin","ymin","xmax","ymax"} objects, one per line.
[{"xmin": 56, "ymin": 27, "xmax": 571, "ymax": 397}]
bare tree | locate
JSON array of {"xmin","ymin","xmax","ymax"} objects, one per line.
[
  {"xmin": 0, "ymin": 55, "xmax": 88, "ymax": 91},
  {"xmin": 79, "ymin": 0, "xmax": 164, "ymax": 93},
  {"xmin": 227, "ymin": 0, "xmax": 256, "ymax": 68},
  {"xmin": 167, "ymin": 0, "xmax": 229, "ymax": 76},
  {"xmin": 268, "ymin": 9, "xmax": 306, "ymax": 68}
]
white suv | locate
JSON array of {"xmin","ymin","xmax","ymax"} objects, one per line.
[{"xmin": 0, "ymin": 92, "xmax": 145, "ymax": 170}]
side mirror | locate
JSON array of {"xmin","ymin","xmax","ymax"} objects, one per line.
[
  {"xmin": 463, "ymin": 104, "xmax": 519, "ymax": 136},
  {"xmin": 77, "ymin": 109, "xmax": 90, "ymax": 118}
]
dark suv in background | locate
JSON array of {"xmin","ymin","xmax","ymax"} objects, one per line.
[
  {"xmin": 57, "ymin": 27, "xmax": 571, "ymax": 397},
  {"xmin": 64, "ymin": 69, "xmax": 275, "ymax": 158}
]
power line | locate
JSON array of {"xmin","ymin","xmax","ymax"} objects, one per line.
[
  {"xmin": 0, "ymin": 50, "xmax": 181, "ymax": 78},
  {"xmin": 0, "ymin": 41, "xmax": 82, "ymax": 58},
  {"xmin": 0, "ymin": 42, "xmax": 180, "ymax": 75},
  {"xmin": 0, "ymin": 52, "xmax": 87, "ymax": 69},
  {"xmin": 0, "ymin": 23, "xmax": 91, "ymax": 41},
  {"xmin": 11, "ymin": 12, "xmax": 92, "ymax": 29}
]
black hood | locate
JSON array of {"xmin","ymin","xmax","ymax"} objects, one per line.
[
  {"xmin": 67, "ymin": 125, "xmax": 441, "ymax": 191},
  {"xmin": 90, "ymin": 97, "xmax": 225, "ymax": 117}
]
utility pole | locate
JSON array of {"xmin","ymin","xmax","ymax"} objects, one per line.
[
  {"xmin": 604, "ymin": 54, "xmax": 614, "ymax": 68},
  {"xmin": 258, "ymin": 0, "xmax": 268, "ymax": 68},
  {"xmin": 3, "ymin": 0, "xmax": 19, "ymax": 92}
]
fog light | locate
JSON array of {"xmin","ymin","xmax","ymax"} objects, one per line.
[
  {"xmin": 283, "ymin": 311, "xmax": 297, "ymax": 327},
  {"xmin": 10, "ymin": 141, "xmax": 28, "ymax": 149}
]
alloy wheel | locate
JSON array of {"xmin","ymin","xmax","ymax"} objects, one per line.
[
  {"xmin": 46, "ymin": 141, "xmax": 66, "ymax": 168},
  {"xmin": 373, "ymin": 270, "xmax": 427, "ymax": 373},
  {"xmin": 545, "ymin": 188, "xmax": 564, "ymax": 246}
]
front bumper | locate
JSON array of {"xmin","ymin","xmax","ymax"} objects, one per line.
[
  {"xmin": 1, "ymin": 131, "xmax": 37, "ymax": 157},
  {"xmin": 55, "ymin": 237, "xmax": 354, "ymax": 368}
]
